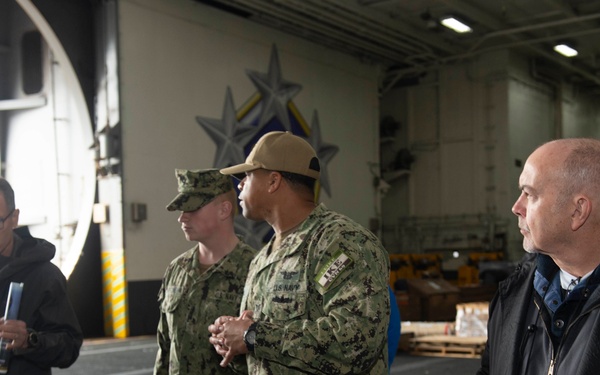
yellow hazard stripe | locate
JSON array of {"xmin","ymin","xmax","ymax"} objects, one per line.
[{"xmin": 101, "ymin": 250, "xmax": 129, "ymax": 338}]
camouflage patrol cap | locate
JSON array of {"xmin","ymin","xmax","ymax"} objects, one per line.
[{"xmin": 166, "ymin": 169, "xmax": 233, "ymax": 211}]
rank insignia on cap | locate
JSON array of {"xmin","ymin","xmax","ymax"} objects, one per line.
[{"xmin": 315, "ymin": 250, "xmax": 353, "ymax": 289}]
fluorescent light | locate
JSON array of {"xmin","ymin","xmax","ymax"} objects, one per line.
[
  {"xmin": 440, "ymin": 17, "xmax": 472, "ymax": 33},
  {"xmin": 554, "ymin": 44, "xmax": 578, "ymax": 57}
]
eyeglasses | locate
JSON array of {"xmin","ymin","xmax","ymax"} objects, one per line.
[{"xmin": 0, "ymin": 209, "xmax": 14, "ymax": 230}]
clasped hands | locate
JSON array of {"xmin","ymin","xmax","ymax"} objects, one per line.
[{"xmin": 208, "ymin": 310, "xmax": 254, "ymax": 367}]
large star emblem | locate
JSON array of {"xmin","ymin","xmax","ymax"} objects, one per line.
[
  {"xmin": 195, "ymin": 45, "xmax": 342, "ymax": 248},
  {"xmin": 306, "ymin": 111, "xmax": 339, "ymax": 197},
  {"xmin": 246, "ymin": 45, "xmax": 302, "ymax": 131},
  {"xmin": 196, "ymin": 87, "xmax": 257, "ymax": 168}
]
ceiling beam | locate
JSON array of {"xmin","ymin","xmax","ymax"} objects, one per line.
[
  {"xmin": 440, "ymin": 0, "xmax": 600, "ymax": 87},
  {"xmin": 328, "ymin": 0, "xmax": 462, "ymax": 55},
  {"xmin": 468, "ymin": 12, "xmax": 600, "ymax": 52}
]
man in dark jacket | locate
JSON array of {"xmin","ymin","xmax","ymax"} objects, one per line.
[
  {"xmin": 0, "ymin": 177, "xmax": 82, "ymax": 374},
  {"xmin": 478, "ymin": 138, "xmax": 600, "ymax": 375}
]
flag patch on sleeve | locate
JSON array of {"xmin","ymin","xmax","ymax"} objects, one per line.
[{"xmin": 315, "ymin": 250, "xmax": 353, "ymax": 289}]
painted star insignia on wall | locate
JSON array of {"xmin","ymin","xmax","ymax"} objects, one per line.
[
  {"xmin": 195, "ymin": 44, "xmax": 342, "ymax": 249},
  {"xmin": 246, "ymin": 45, "xmax": 302, "ymax": 131},
  {"xmin": 196, "ymin": 87, "xmax": 257, "ymax": 168},
  {"xmin": 307, "ymin": 111, "xmax": 338, "ymax": 197}
]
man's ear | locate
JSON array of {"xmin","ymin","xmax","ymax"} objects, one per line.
[
  {"xmin": 267, "ymin": 171, "xmax": 283, "ymax": 193},
  {"xmin": 571, "ymin": 196, "xmax": 591, "ymax": 231},
  {"xmin": 219, "ymin": 200, "xmax": 232, "ymax": 219},
  {"xmin": 12, "ymin": 208, "xmax": 19, "ymax": 229}
]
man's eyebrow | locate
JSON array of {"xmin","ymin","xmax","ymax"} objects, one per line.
[{"xmin": 519, "ymin": 184, "xmax": 536, "ymax": 193}]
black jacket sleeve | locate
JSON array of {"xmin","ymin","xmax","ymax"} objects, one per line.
[{"xmin": 17, "ymin": 267, "xmax": 83, "ymax": 369}]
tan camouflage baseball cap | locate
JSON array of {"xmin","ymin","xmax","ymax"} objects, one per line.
[
  {"xmin": 220, "ymin": 131, "xmax": 321, "ymax": 179},
  {"xmin": 166, "ymin": 169, "xmax": 233, "ymax": 211}
]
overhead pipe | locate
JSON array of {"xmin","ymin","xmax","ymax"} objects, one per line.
[
  {"xmin": 236, "ymin": 0, "xmax": 414, "ymax": 62},
  {"xmin": 331, "ymin": 0, "xmax": 461, "ymax": 55},
  {"xmin": 301, "ymin": 0, "xmax": 436, "ymax": 55},
  {"xmin": 238, "ymin": 0, "xmax": 436, "ymax": 59},
  {"xmin": 438, "ymin": 0, "xmax": 600, "ymax": 87},
  {"xmin": 439, "ymin": 27, "xmax": 600, "ymax": 70},
  {"xmin": 347, "ymin": 24, "xmax": 600, "ymax": 73},
  {"xmin": 382, "ymin": 26, "xmax": 600, "ymax": 94},
  {"xmin": 224, "ymin": 0, "xmax": 600, "ymax": 91},
  {"xmin": 240, "ymin": 0, "xmax": 446, "ymax": 64},
  {"xmin": 468, "ymin": 12, "xmax": 600, "ymax": 52}
]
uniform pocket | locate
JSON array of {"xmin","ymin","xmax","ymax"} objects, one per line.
[
  {"xmin": 209, "ymin": 290, "xmax": 242, "ymax": 305},
  {"xmin": 161, "ymin": 285, "xmax": 184, "ymax": 313},
  {"xmin": 264, "ymin": 292, "xmax": 307, "ymax": 321}
]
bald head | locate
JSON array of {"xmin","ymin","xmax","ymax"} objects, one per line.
[
  {"xmin": 514, "ymin": 138, "xmax": 600, "ymax": 272},
  {"xmin": 531, "ymin": 138, "xmax": 600, "ymax": 201}
]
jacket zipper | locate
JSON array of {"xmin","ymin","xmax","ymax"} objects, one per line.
[
  {"xmin": 549, "ymin": 304, "xmax": 594, "ymax": 374},
  {"xmin": 537, "ymin": 289, "xmax": 598, "ymax": 375},
  {"xmin": 534, "ymin": 299, "xmax": 556, "ymax": 375},
  {"xmin": 547, "ymin": 358, "xmax": 555, "ymax": 375}
]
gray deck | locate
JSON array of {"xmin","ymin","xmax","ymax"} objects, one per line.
[{"xmin": 53, "ymin": 336, "xmax": 481, "ymax": 375}]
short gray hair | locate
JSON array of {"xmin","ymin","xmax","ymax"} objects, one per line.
[{"xmin": 558, "ymin": 138, "xmax": 600, "ymax": 200}]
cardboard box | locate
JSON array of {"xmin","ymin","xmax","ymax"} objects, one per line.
[
  {"xmin": 395, "ymin": 290, "xmax": 421, "ymax": 322},
  {"xmin": 406, "ymin": 279, "xmax": 460, "ymax": 321},
  {"xmin": 459, "ymin": 284, "xmax": 498, "ymax": 303}
]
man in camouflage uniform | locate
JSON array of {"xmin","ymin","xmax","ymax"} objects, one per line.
[
  {"xmin": 154, "ymin": 169, "xmax": 256, "ymax": 375},
  {"xmin": 208, "ymin": 132, "xmax": 391, "ymax": 374}
]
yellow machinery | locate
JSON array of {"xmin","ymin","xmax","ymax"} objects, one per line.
[
  {"xmin": 389, "ymin": 254, "xmax": 413, "ymax": 289},
  {"xmin": 411, "ymin": 253, "xmax": 442, "ymax": 279},
  {"xmin": 390, "ymin": 251, "xmax": 505, "ymax": 289},
  {"xmin": 389, "ymin": 253, "xmax": 442, "ymax": 290}
]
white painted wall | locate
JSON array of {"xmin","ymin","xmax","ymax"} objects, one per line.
[{"xmin": 117, "ymin": 0, "xmax": 381, "ymax": 281}]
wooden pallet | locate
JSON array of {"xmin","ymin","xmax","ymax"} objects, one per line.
[{"xmin": 409, "ymin": 335, "xmax": 487, "ymax": 359}]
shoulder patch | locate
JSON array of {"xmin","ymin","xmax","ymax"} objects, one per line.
[{"xmin": 315, "ymin": 250, "xmax": 353, "ymax": 289}]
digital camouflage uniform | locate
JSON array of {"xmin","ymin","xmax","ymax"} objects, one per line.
[
  {"xmin": 154, "ymin": 241, "xmax": 256, "ymax": 375},
  {"xmin": 241, "ymin": 203, "xmax": 390, "ymax": 374}
]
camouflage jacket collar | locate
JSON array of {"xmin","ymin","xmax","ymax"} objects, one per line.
[
  {"xmin": 183, "ymin": 241, "xmax": 248, "ymax": 280},
  {"xmin": 259, "ymin": 204, "xmax": 328, "ymax": 267}
]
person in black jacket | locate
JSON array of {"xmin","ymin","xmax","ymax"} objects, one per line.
[
  {"xmin": 478, "ymin": 138, "xmax": 600, "ymax": 375},
  {"xmin": 0, "ymin": 177, "xmax": 82, "ymax": 374}
]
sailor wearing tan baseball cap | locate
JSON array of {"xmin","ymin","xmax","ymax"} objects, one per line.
[
  {"xmin": 209, "ymin": 133, "xmax": 391, "ymax": 374},
  {"xmin": 220, "ymin": 131, "xmax": 321, "ymax": 179}
]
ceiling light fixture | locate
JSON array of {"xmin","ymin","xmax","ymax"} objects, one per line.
[
  {"xmin": 553, "ymin": 44, "xmax": 578, "ymax": 57},
  {"xmin": 440, "ymin": 16, "xmax": 472, "ymax": 33}
]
